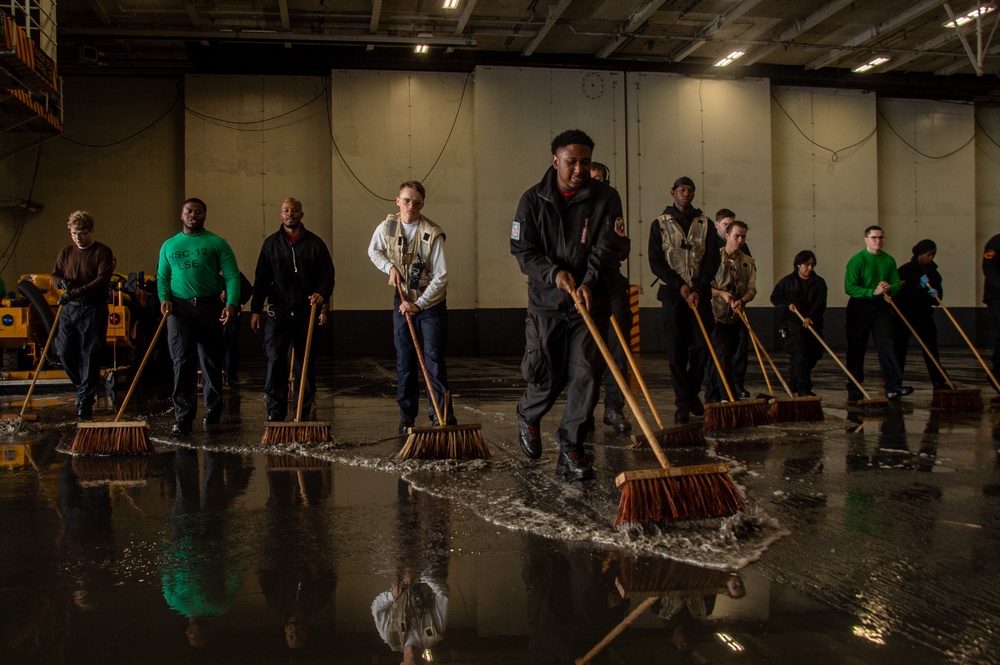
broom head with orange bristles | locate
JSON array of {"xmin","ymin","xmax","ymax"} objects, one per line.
[
  {"xmin": 769, "ymin": 395, "xmax": 824, "ymax": 422},
  {"xmin": 702, "ymin": 398, "xmax": 772, "ymax": 432},
  {"xmin": 931, "ymin": 388, "xmax": 984, "ymax": 411},
  {"xmin": 262, "ymin": 420, "xmax": 332, "ymax": 445},
  {"xmin": 71, "ymin": 421, "xmax": 155, "ymax": 456},
  {"xmin": 614, "ymin": 464, "xmax": 746, "ymax": 524},
  {"xmin": 629, "ymin": 422, "xmax": 704, "ymax": 449},
  {"xmin": 397, "ymin": 423, "xmax": 490, "ymax": 460}
]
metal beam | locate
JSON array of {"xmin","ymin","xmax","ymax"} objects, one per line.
[
  {"xmin": 805, "ymin": 0, "xmax": 946, "ymax": 70},
  {"xmin": 879, "ymin": 22, "xmax": 971, "ymax": 72},
  {"xmin": 86, "ymin": 0, "xmax": 114, "ymax": 26},
  {"xmin": 935, "ymin": 43, "xmax": 1000, "ymax": 74},
  {"xmin": 455, "ymin": 0, "xmax": 479, "ymax": 36},
  {"xmin": 670, "ymin": 0, "xmax": 766, "ymax": 63},
  {"xmin": 61, "ymin": 27, "xmax": 477, "ymax": 47},
  {"xmin": 278, "ymin": 0, "xmax": 290, "ymax": 30},
  {"xmin": 744, "ymin": 0, "xmax": 854, "ymax": 66},
  {"xmin": 596, "ymin": 0, "xmax": 669, "ymax": 59},
  {"xmin": 370, "ymin": 0, "xmax": 382, "ymax": 34},
  {"xmin": 522, "ymin": 0, "xmax": 574, "ymax": 56}
]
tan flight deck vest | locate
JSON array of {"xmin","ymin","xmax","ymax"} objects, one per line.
[
  {"xmin": 382, "ymin": 214, "xmax": 445, "ymax": 303},
  {"xmin": 657, "ymin": 212, "xmax": 711, "ymax": 287},
  {"xmin": 712, "ymin": 248, "xmax": 756, "ymax": 324},
  {"xmin": 385, "ymin": 583, "xmax": 443, "ymax": 652}
]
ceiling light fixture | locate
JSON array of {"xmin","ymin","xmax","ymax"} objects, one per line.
[
  {"xmin": 414, "ymin": 44, "xmax": 429, "ymax": 53},
  {"xmin": 713, "ymin": 50, "xmax": 745, "ymax": 67},
  {"xmin": 442, "ymin": 0, "xmax": 460, "ymax": 9},
  {"xmin": 943, "ymin": 4, "xmax": 995, "ymax": 28},
  {"xmin": 852, "ymin": 55, "xmax": 890, "ymax": 73}
]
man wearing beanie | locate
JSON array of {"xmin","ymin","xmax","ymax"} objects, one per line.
[
  {"xmin": 844, "ymin": 225, "xmax": 912, "ymax": 402},
  {"xmin": 648, "ymin": 176, "xmax": 720, "ymax": 423},
  {"xmin": 894, "ymin": 239, "xmax": 946, "ymax": 388}
]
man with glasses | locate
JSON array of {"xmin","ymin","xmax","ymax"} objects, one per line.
[
  {"xmin": 368, "ymin": 181, "xmax": 454, "ymax": 434},
  {"xmin": 844, "ymin": 225, "xmax": 912, "ymax": 402},
  {"xmin": 51, "ymin": 210, "xmax": 115, "ymax": 420}
]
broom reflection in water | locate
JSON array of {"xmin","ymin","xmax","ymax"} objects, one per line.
[
  {"xmin": 372, "ymin": 479, "xmax": 450, "ymax": 664},
  {"xmin": 159, "ymin": 449, "xmax": 251, "ymax": 648}
]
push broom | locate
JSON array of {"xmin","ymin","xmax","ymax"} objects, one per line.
[
  {"xmin": 3, "ymin": 304, "xmax": 63, "ymax": 422},
  {"xmin": 262, "ymin": 301, "xmax": 332, "ymax": 444},
  {"xmin": 884, "ymin": 294, "xmax": 982, "ymax": 410},
  {"xmin": 737, "ymin": 308, "xmax": 824, "ymax": 422},
  {"xmin": 790, "ymin": 306, "xmax": 889, "ymax": 411},
  {"xmin": 395, "ymin": 284, "xmax": 488, "ymax": 460},
  {"xmin": 70, "ymin": 314, "xmax": 166, "ymax": 455},
  {"xmin": 607, "ymin": 316, "xmax": 704, "ymax": 449},
  {"xmin": 690, "ymin": 303, "xmax": 771, "ymax": 432},
  {"xmin": 928, "ymin": 293, "xmax": 1000, "ymax": 405},
  {"xmin": 566, "ymin": 282, "xmax": 745, "ymax": 524}
]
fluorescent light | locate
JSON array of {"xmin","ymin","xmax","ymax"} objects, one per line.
[
  {"xmin": 852, "ymin": 55, "xmax": 890, "ymax": 73},
  {"xmin": 414, "ymin": 44, "xmax": 429, "ymax": 53},
  {"xmin": 442, "ymin": 0, "xmax": 460, "ymax": 8},
  {"xmin": 714, "ymin": 50, "xmax": 745, "ymax": 67},
  {"xmin": 944, "ymin": 4, "xmax": 995, "ymax": 28}
]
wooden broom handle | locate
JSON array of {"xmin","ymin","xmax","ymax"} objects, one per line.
[
  {"xmin": 933, "ymin": 293, "xmax": 1000, "ymax": 393},
  {"xmin": 738, "ymin": 309, "xmax": 793, "ymax": 397},
  {"xmin": 883, "ymin": 294, "xmax": 954, "ymax": 389},
  {"xmin": 736, "ymin": 309, "xmax": 775, "ymax": 396},
  {"xmin": 689, "ymin": 301, "xmax": 736, "ymax": 402},
  {"xmin": 790, "ymin": 305, "xmax": 872, "ymax": 400},
  {"xmin": 114, "ymin": 314, "xmax": 168, "ymax": 422},
  {"xmin": 21, "ymin": 304, "xmax": 64, "ymax": 417},
  {"xmin": 397, "ymin": 284, "xmax": 445, "ymax": 426},
  {"xmin": 609, "ymin": 315, "xmax": 664, "ymax": 429},
  {"xmin": 566, "ymin": 280, "xmax": 672, "ymax": 470},
  {"xmin": 295, "ymin": 301, "xmax": 318, "ymax": 422},
  {"xmin": 575, "ymin": 596, "xmax": 659, "ymax": 665}
]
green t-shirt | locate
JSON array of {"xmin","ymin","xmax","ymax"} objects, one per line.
[
  {"xmin": 157, "ymin": 230, "xmax": 241, "ymax": 304},
  {"xmin": 844, "ymin": 249, "xmax": 900, "ymax": 299}
]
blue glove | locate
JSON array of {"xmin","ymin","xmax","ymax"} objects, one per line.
[
  {"xmin": 928, "ymin": 288, "xmax": 939, "ymax": 298},
  {"xmin": 919, "ymin": 275, "xmax": 930, "ymax": 289}
]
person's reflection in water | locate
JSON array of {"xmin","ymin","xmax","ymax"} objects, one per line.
[
  {"xmin": 873, "ymin": 408, "xmax": 909, "ymax": 469},
  {"xmin": 258, "ymin": 457, "xmax": 336, "ymax": 652},
  {"xmin": 160, "ymin": 449, "xmax": 252, "ymax": 648},
  {"xmin": 372, "ymin": 479, "xmax": 450, "ymax": 664},
  {"xmin": 654, "ymin": 571, "xmax": 746, "ymax": 652},
  {"xmin": 59, "ymin": 456, "xmax": 114, "ymax": 611},
  {"xmin": 522, "ymin": 536, "xmax": 627, "ymax": 664}
]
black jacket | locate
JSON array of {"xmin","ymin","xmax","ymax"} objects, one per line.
[
  {"xmin": 511, "ymin": 168, "xmax": 623, "ymax": 317},
  {"xmin": 648, "ymin": 206, "xmax": 720, "ymax": 303},
  {"xmin": 770, "ymin": 271, "xmax": 827, "ymax": 331},
  {"xmin": 984, "ymin": 234, "xmax": 1000, "ymax": 304},
  {"xmin": 896, "ymin": 256, "xmax": 942, "ymax": 316},
  {"xmin": 251, "ymin": 225, "xmax": 335, "ymax": 314}
]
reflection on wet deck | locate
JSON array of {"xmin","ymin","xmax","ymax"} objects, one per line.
[{"xmin": 1, "ymin": 350, "xmax": 998, "ymax": 663}]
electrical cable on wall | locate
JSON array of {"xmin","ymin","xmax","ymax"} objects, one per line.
[
  {"xmin": 877, "ymin": 106, "xmax": 974, "ymax": 159},
  {"xmin": 0, "ymin": 133, "xmax": 44, "ymax": 275},
  {"xmin": 61, "ymin": 84, "xmax": 182, "ymax": 148},
  {"xmin": 771, "ymin": 91, "xmax": 876, "ymax": 162}
]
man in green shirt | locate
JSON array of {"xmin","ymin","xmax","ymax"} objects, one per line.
[
  {"xmin": 157, "ymin": 198, "xmax": 242, "ymax": 435},
  {"xmin": 844, "ymin": 225, "xmax": 911, "ymax": 402}
]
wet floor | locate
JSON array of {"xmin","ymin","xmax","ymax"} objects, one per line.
[{"xmin": 2, "ymin": 350, "xmax": 999, "ymax": 663}]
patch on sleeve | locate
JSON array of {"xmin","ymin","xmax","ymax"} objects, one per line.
[
  {"xmin": 511, "ymin": 220, "xmax": 521, "ymax": 241},
  {"xmin": 614, "ymin": 217, "xmax": 626, "ymax": 237},
  {"xmin": 986, "ymin": 249, "xmax": 996, "ymax": 260}
]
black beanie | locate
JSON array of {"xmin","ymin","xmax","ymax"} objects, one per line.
[
  {"xmin": 672, "ymin": 176, "xmax": 695, "ymax": 190},
  {"xmin": 912, "ymin": 239, "xmax": 936, "ymax": 256}
]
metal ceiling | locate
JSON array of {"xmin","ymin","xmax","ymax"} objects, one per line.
[{"xmin": 53, "ymin": 0, "xmax": 1000, "ymax": 97}]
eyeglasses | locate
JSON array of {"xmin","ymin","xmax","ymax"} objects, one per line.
[
  {"xmin": 867, "ymin": 235, "xmax": 885, "ymax": 240},
  {"xmin": 399, "ymin": 198, "xmax": 423, "ymax": 207}
]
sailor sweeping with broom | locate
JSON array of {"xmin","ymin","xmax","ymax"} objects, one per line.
[{"xmin": 510, "ymin": 129, "xmax": 622, "ymax": 482}]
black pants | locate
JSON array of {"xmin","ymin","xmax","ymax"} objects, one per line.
[
  {"xmin": 893, "ymin": 308, "xmax": 945, "ymax": 385},
  {"xmin": 731, "ymin": 322, "xmax": 749, "ymax": 389},
  {"xmin": 845, "ymin": 298, "xmax": 902, "ymax": 395},
  {"xmin": 393, "ymin": 296, "xmax": 452, "ymax": 424},
  {"xmin": 660, "ymin": 297, "xmax": 714, "ymax": 409},
  {"xmin": 263, "ymin": 307, "xmax": 317, "ymax": 420},
  {"xmin": 781, "ymin": 323, "xmax": 823, "ymax": 395},
  {"xmin": 705, "ymin": 321, "xmax": 741, "ymax": 401},
  {"xmin": 56, "ymin": 301, "xmax": 108, "ymax": 408},
  {"xmin": 988, "ymin": 301, "xmax": 1000, "ymax": 378},
  {"xmin": 167, "ymin": 297, "xmax": 225, "ymax": 423},
  {"xmin": 223, "ymin": 313, "xmax": 241, "ymax": 383},
  {"xmin": 603, "ymin": 282, "xmax": 632, "ymax": 413},
  {"xmin": 518, "ymin": 311, "xmax": 602, "ymax": 453}
]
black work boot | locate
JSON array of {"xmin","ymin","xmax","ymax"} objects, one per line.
[
  {"xmin": 517, "ymin": 415, "xmax": 542, "ymax": 460},
  {"xmin": 556, "ymin": 449, "xmax": 594, "ymax": 481},
  {"xmin": 602, "ymin": 409, "xmax": 632, "ymax": 433}
]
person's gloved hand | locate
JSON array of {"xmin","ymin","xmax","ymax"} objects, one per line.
[
  {"xmin": 928, "ymin": 287, "xmax": 939, "ymax": 298},
  {"xmin": 57, "ymin": 289, "xmax": 81, "ymax": 305},
  {"xmin": 919, "ymin": 275, "xmax": 930, "ymax": 289},
  {"xmin": 60, "ymin": 279, "xmax": 76, "ymax": 291}
]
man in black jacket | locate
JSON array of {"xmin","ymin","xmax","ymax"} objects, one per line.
[
  {"xmin": 770, "ymin": 250, "xmax": 827, "ymax": 397},
  {"xmin": 648, "ymin": 177, "xmax": 720, "ymax": 424},
  {"xmin": 250, "ymin": 198, "xmax": 335, "ymax": 422},
  {"xmin": 511, "ymin": 129, "xmax": 622, "ymax": 481},
  {"xmin": 895, "ymin": 239, "xmax": 945, "ymax": 387}
]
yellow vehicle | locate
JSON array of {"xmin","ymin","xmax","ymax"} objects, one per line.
[{"xmin": 0, "ymin": 272, "xmax": 159, "ymax": 401}]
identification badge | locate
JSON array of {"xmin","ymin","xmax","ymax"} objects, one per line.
[
  {"xmin": 511, "ymin": 220, "xmax": 521, "ymax": 241},
  {"xmin": 614, "ymin": 217, "xmax": 625, "ymax": 237}
]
